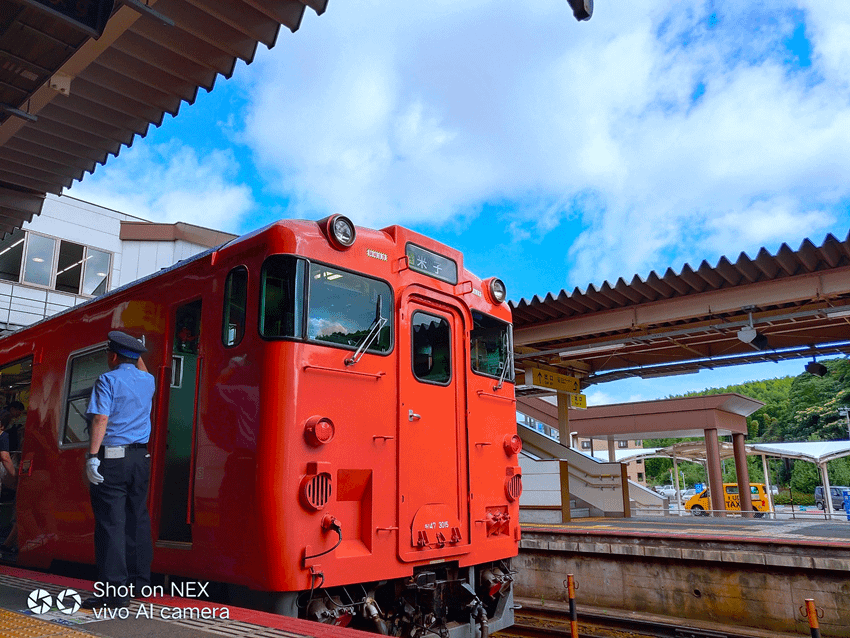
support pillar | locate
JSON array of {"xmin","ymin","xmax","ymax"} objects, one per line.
[
  {"xmin": 732, "ymin": 432, "xmax": 753, "ymax": 517},
  {"xmin": 557, "ymin": 393, "xmax": 569, "ymax": 446},
  {"xmin": 672, "ymin": 453, "xmax": 682, "ymax": 515},
  {"xmin": 559, "ymin": 460, "xmax": 571, "ymax": 523},
  {"xmin": 557, "ymin": 393, "xmax": 571, "ymax": 523},
  {"xmin": 820, "ymin": 462, "xmax": 833, "ymax": 517},
  {"xmin": 761, "ymin": 454, "xmax": 775, "ymax": 514},
  {"xmin": 704, "ymin": 428, "xmax": 725, "ymax": 516},
  {"xmin": 607, "ymin": 439, "xmax": 616, "ymax": 462}
]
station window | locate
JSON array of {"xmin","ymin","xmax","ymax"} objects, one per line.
[
  {"xmin": 581, "ymin": 440, "xmax": 591, "ymax": 450},
  {"xmin": 411, "ymin": 311, "xmax": 451, "ymax": 384},
  {"xmin": 470, "ymin": 311, "xmax": 513, "ymax": 382},
  {"xmin": 222, "ymin": 267, "xmax": 248, "ymax": 347},
  {"xmin": 618, "ymin": 440, "xmax": 629, "ymax": 448},
  {"xmin": 637, "ymin": 473, "xmax": 644, "ymax": 481},
  {"xmin": 62, "ymin": 348, "xmax": 109, "ymax": 446},
  {"xmin": 0, "ymin": 230, "xmax": 111, "ymax": 295}
]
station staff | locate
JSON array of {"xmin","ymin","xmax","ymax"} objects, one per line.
[{"xmin": 82, "ymin": 331, "xmax": 156, "ymax": 609}]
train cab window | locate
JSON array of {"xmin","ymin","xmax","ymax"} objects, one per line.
[
  {"xmin": 222, "ymin": 266, "xmax": 248, "ymax": 347},
  {"xmin": 62, "ymin": 348, "xmax": 109, "ymax": 445},
  {"xmin": 470, "ymin": 311, "xmax": 513, "ymax": 382},
  {"xmin": 261, "ymin": 256, "xmax": 305, "ymax": 338},
  {"xmin": 307, "ymin": 264, "xmax": 392, "ymax": 353},
  {"xmin": 412, "ymin": 312, "xmax": 451, "ymax": 384}
]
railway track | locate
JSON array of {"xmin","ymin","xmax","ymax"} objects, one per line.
[{"xmin": 495, "ymin": 598, "xmax": 786, "ymax": 638}]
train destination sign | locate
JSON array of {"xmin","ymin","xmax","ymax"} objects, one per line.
[
  {"xmin": 405, "ymin": 243, "xmax": 458, "ymax": 284},
  {"xmin": 524, "ymin": 366, "xmax": 580, "ymax": 394}
]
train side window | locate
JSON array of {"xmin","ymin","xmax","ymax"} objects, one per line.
[
  {"xmin": 411, "ymin": 311, "xmax": 451, "ymax": 384},
  {"xmin": 62, "ymin": 348, "xmax": 109, "ymax": 446},
  {"xmin": 222, "ymin": 266, "xmax": 248, "ymax": 347},
  {"xmin": 469, "ymin": 311, "xmax": 513, "ymax": 382},
  {"xmin": 260, "ymin": 256, "xmax": 305, "ymax": 338}
]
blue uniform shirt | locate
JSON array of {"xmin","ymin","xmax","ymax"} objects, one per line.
[{"xmin": 86, "ymin": 363, "xmax": 156, "ymax": 446}]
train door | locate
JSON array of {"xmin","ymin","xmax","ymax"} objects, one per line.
[
  {"xmin": 157, "ymin": 299, "xmax": 202, "ymax": 544},
  {"xmin": 398, "ymin": 290, "xmax": 469, "ymax": 561}
]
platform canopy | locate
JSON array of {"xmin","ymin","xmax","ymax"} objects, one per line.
[
  {"xmin": 0, "ymin": 0, "xmax": 327, "ymax": 235},
  {"xmin": 511, "ymin": 233, "xmax": 850, "ymax": 389},
  {"xmin": 518, "ymin": 393, "xmax": 764, "ymax": 441},
  {"xmin": 747, "ymin": 440, "xmax": 850, "ymax": 464}
]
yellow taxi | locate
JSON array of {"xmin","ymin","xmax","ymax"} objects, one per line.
[{"xmin": 685, "ymin": 483, "xmax": 772, "ymax": 517}]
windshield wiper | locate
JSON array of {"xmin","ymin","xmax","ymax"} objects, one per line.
[
  {"xmin": 345, "ymin": 295, "xmax": 388, "ymax": 366},
  {"xmin": 493, "ymin": 330, "xmax": 512, "ymax": 391}
]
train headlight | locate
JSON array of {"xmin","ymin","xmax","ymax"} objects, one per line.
[
  {"xmin": 321, "ymin": 214, "xmax": 356, "ymax": 249},
  {"xmin": 503, "ymin": 434, "xmax": 522, "ymax": 456},
  {"xmin": 483, "ymin": 277, "xmax": 507, "ymax": 304},
  {"xmin": 304, "ymin": 415, "xmax": 335, "ymax": 446}
]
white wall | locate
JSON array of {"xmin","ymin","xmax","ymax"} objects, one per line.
[{"xmin": 0, "ymin": 195, "xmax": 219, "ymax": 330}]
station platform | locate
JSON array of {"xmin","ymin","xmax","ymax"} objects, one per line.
[
  {"xmin": 0, "ymin": 565, "xmax": 368, "ymax": 638},
  {"xmin": 523, "ymin": 513, "xmax": 850, "ymax": 550}
]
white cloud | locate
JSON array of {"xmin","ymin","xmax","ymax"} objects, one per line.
[
  {"xmin": 238, "ymin": 0, "xmax": 850, "ymax": 285},
  {"xmin": 65, "ymin": 142, "xmax": 254, "ymax": 233}
]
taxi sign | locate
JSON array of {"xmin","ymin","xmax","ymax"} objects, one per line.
[{"xmin": 524, "ymin": 366, "xmax": 580, "ymax": 394}]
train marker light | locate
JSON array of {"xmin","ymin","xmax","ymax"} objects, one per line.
[
  {"xmin": 320, "ymin": 214, "xmax": 357, "ymax": 249},
  {"xmin": 484, "ymin": 277, "xmax": 507, "ymax": 304},
  {"xmin": 304, "ymin": 416, "xmax": 335, "ymax": 446},
  {"xmin": 503, "ymin": 434, "xmax": 522, "ymax": 456}
]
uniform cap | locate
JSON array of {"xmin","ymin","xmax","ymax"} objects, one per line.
[{"xmin": 108, "ymin": 331, "xmax": 147, "ymax": 359}]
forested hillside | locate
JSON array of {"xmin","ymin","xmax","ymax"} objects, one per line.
[{"xmin": 642, "ymin": 358, "xmax": 850, "ymax": 496}]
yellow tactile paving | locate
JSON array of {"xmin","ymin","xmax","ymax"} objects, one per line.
[{"xmin": 0, "ymin": 609, "xmax": 93, "ymax": 638}]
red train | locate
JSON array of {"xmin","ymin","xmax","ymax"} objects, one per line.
[{"xmin": 0, "ymin": 215, "xmax": 520, "ymax": 637}]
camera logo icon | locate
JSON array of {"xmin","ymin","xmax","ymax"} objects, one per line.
[
  {"xmin": 27, "ymin": 589, "xmax": 52, "ymax": 614},
  {"xmin": 56, "ymin": 589, "xmax": 82, "ymax": 614}
]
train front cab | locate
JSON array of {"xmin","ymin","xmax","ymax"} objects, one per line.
[{"xmin": 248, "ymin": 221, "xmax": 520, "ymax": 637}]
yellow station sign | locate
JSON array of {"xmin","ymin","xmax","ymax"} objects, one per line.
[
  {"xmin": 569, "ymin": 393, "xmax": 587, "ymax": 409},
  {"xmin": 524, "ymin": 366, "xmax": 580, "ymax": 394}
]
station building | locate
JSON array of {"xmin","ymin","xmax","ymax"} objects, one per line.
[{"xmin": 0, "ymin": 194, "xmax": 235, "ymax": 334}]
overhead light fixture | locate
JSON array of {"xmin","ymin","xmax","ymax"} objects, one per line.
[
  {"xmin": 736, "ymin": 311, "xmax": 770, "ymax": 351},
  {"xmin": 559, "ymin": 342, "xmax": 626, "ymax": 357},
  {"xmin": 805, "ymin": 360, "xmax": 828, "ymax": 377},
  {"xmin": 825, "ymin": 307, "xmax": 850, "ymax": 319}
]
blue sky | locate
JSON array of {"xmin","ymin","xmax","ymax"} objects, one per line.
[{"xmin": 67, "ymin": 1, "xmax": 850, "ymax": 404}]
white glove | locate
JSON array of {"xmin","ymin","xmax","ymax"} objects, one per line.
[{"xmin": 86, "ymin": 457, "xmax": 104, "ymax": 485}]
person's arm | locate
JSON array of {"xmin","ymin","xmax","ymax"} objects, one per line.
[
  {"xmin": 89, "ymin": 415, "xmax": 108, "ymax": 456},
  {"xmin": 0, "ymin": 451, "xmax": 15, "ymax": 482}
]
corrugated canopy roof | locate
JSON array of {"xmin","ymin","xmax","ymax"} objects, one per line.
[
  {"xmin": 511, "ymin": 232, "xmax": 850, "ymax": 385},
  {"xmin": 0, "ymin": 0, "xmax": 327, "ymax": 235}
]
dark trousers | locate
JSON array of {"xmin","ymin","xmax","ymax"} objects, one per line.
[{"xmin": 89, "ymin": 447, "xmax": 153, "ymax": 591}]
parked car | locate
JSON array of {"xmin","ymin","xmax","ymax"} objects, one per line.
[
  {"xmin": 680, "ymin": 488, "xmax": 696, "ymax": 500},
  {"xmin": 814, "ymin": 486, "xmax": 850, "ymax": 511},
  {"xmin": 656, "ymin": 485, "xmax": 679, "ymax": 499},
  {"xmin": 685, "ymin": 483, "xmax": 772, "ymax": 518}
]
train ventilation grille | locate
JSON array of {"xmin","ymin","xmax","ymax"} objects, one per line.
[
  {"xmin": 301, "ymin": 472, "xmax": 332, "ymax": 510},
  {"xmin": 505, "ymin": 474, "xmax": 522, "ymax": 502}
]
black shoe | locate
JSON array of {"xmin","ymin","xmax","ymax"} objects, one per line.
[
  {"xmin": 0, "ymin": 545, "xmax": 17, "ymax": 555},
  {"xmin": 81, "ymin": 596, "xmax": 108, "ymax": 610}
]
